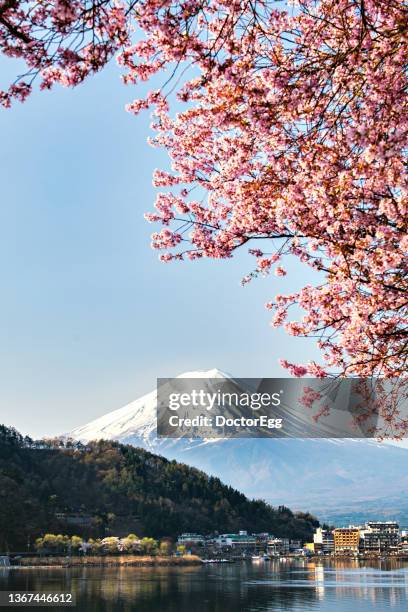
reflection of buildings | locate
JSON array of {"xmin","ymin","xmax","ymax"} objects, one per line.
[{"xmin": 334, "ymin": 528, "xmax": 360, "ymax": 554}]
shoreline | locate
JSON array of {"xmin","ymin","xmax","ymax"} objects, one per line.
[
  {"xmin": 8, "ymin": 554, "xmax": 408, "ymax": 568},
  {"xmin": 13, "ymin": 555, "xmax": 202, "ymax": 568}
]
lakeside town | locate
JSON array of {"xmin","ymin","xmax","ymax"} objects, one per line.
[
  {"xmin": 3, "ymin": 520, "xmax": 408, "ymax": 567},
  {"xmin": 177, "ymin": 521, "xmax": 408, "ymax": 560}
]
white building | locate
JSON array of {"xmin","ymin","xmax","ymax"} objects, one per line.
[
  {"xmin": 267, "ymin": 538, "xmax": 289, "ymax": 555},
  {"xmin": 360, "ymin": 521, "xmax": 400, "ymax": 553},
  {"xmin": 177, "ymin": 533, "xmax": 205, "ymax": 545},
  {"xmin": 313, "ymin": 527, "xmax": 334, "ymax": 553},
  {"xmin": 214, "ymin": 531, "xmax": 257, "ymax": 548}
]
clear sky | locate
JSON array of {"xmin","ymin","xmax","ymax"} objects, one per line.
[{"xmin": 0, "ymin": 57, "xmax": 320, "ymax": 439}]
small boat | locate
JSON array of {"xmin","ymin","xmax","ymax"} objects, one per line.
[{"xmin": 251, "ymin": 555, "xmax": 263, "ymax": 561}]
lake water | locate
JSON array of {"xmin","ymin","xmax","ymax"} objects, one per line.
[{"xmin": 2, "ymin": 559, "xmax": 408, "ymax": 611}]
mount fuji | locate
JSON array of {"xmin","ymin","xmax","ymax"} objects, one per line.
[{"xmin": 69, "ymin": 368, "xmax": 408, "ymax": 524}]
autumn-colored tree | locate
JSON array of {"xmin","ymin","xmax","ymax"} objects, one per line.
[{"xmin": 1, "ymin": 1, "xmax": 407, "ymax": 386}]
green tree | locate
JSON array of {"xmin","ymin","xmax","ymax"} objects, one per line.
[
  {"xmin": 159, "ymin": 540, "xmax": 171, "ymax": 556},
  {"xmin": 87, "ymin": 538, "xmax": 103, "ymax": 555},
  {"xmin": 70, "ymin": 536, "xmax": 83, "ymax": 552},
  {"xmin": 140, "ymin": 537, "xmax": 158, "ymax": 555},
  {"xmin": 35, "ymin": 534, "xmax": 69, "ymax": 553}
]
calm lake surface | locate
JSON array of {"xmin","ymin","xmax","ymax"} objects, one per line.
[{"xmin": 2, "ymin": 559, "xmax": 408, "ymax": 611}]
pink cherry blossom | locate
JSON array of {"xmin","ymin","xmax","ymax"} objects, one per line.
[{"xmin": 1, "ymin": 2, "xmax": 408, "ymax": 435}]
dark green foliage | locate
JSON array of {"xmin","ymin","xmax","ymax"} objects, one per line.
[{"xmin": 0, "ymin": 425, "xmax": 318, "ymax": 551}]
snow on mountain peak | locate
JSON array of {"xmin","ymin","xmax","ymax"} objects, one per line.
[
  {"xmin": 67, "ymin": 368, "xmax": 408, "ymax": 519},
  {"xmin": 68, "ymin": 368, "xmax": 230, "ymax": 445}
]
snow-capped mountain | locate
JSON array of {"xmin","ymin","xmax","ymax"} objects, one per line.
[
  {"xmin": 69, "ymin": 368, "xmax": 230, "ymax": 451},
  {"xmin": 69, "ymin": 368, "xmax": 408, "ymax": 523}
]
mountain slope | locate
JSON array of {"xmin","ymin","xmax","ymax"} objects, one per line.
[
  {"xmin": 0, "ymin": 425, "xmax": 318, "ymax": 551},
  {"xmin": 69, "ymin": 369, "xmax": 408, "ymax": 523}
]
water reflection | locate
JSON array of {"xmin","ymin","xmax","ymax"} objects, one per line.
[{"xmin": 2, "ymin": 559, "xmax": 408, "ymax": 611}]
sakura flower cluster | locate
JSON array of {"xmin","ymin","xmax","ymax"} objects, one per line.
[{"xmin": 1, "ymin": 0, "xmax": 408, "ymax": 394}]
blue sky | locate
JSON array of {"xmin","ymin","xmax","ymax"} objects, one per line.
[{"xmin": 0, "ymin": 58, "xmax": 320, "ymax": 438}]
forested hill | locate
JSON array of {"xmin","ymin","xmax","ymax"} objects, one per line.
[{"xmin": 0, "ymin": 425, "xmax": 319, "ymax": 550}]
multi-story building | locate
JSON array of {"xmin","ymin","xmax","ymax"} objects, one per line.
[
  {"xmin": 334, "ymin": 528, "xmax": 360, "ymax": 554},
  {"xmin": 360, "ymin": 522, "xmax": 400, "ymax": 554},
  {"xmin": 399, "ymin": 534, "xmax": 408, "ymax": 556},
  {"xmin": 267, "ymin": 538, "xmax": 290, "ymax": 556},
  {"xmin": 366, "ymin": 521, "xmax": 399, "ymax": 535},
  {"xmin": 313, "ymin": 521, "xmax": 402, "ymax": 556},
  {"xmin": 214, "ymin": 531, "xmax": 257, "ymax": 549},
  {"xmin": 313, "ymin": 528, "xmax": 334, "ymax": 554},
  {"xmin": 289, "ymin": 539, "xmax": 302, "ymax": 552},
  {"xmin": 255, "ymin": 533, "xmax": 272, "ymax": 543},
  {"xmin": 177, "ymin": 533, "xmax": 205, "ymax": 545}
]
